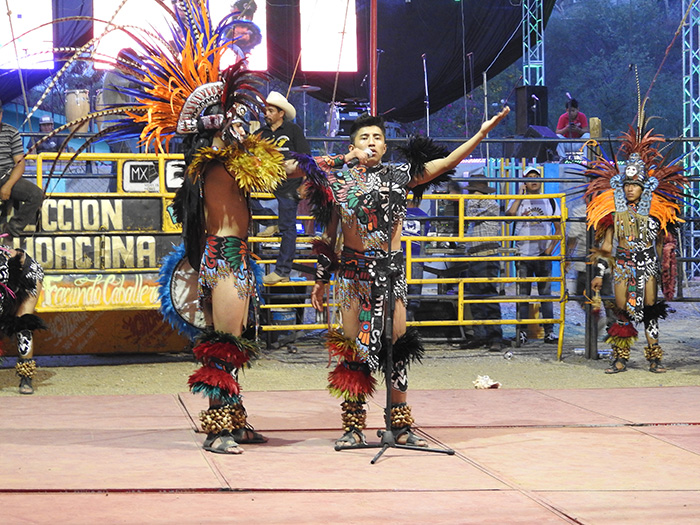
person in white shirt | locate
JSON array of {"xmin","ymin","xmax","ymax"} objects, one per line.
[{"xmin": 506, "ymin": 167, "xmax": 562, "ymax": 344}]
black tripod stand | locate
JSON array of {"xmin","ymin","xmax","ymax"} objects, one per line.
[{"xmin": 334, "ymin": 168, "xmax": 454, "ymax": 463}]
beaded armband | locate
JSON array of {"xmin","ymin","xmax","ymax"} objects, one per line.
[{"xmin": 594, "ymin": 257, "xmax": 609, "ymax": 280}]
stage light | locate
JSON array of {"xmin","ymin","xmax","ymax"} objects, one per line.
[
  {"xmin": 0, "ymin": 0, "xmax": 54, "ymax": 69},
  {"xmin": 93, "ymin": 0, "xmax": 268, "ymax": 71}
]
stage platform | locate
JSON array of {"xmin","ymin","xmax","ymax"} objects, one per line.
[{"xmin": 2, "ymin": 387, "xmax": 700, "ymax": 524}]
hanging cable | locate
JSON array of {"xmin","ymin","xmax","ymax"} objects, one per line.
[
  {"xmin": 4, "ymin": 0, "xmax": 32, "ymax": 129},
  {"xmin": 459, "ymin": 0, "xmax": 469, "ymax": 137},
  {"xmin": 329, "ymin": 0, "xmax": 352, "ymax": 115},
  {"xmin": 484, "ymin": 18, "xmax": 523, "ymax": 74},
  {"xmin": 288, "ymin": 0, "xmax": 351, "ymax": 138},
  {"xmin": 637, "ymin": 0, "xmax": 698, "ymax": 129}
]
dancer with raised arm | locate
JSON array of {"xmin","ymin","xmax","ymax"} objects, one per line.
[{"xmin": 305, "ymin": 107, "xmax": 510, "ymax": 448}]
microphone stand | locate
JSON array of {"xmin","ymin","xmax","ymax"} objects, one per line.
[
  {"xmin": 422, "ymin": 53, "xmax": 430, "ymax": 137},
  {"xmin": 333, "ymin": 166, "xmax": 455, "ymax": 463}
]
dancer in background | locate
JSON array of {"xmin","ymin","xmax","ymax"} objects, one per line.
[{"xmin": 586, "ymin": 126, "xmax": 687, "ymax": 374}]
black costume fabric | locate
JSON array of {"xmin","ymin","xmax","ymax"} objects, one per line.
[{"xmin": 0, "ymin": 249, "xmax": 45, "ymax": 337}]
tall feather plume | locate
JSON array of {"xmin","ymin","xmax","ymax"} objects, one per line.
[
  {"xmin": 17, "ymin": 0, "xmax": 250, "ymax": 156},
  {"xmin": 633, "ymin": 64, "xmax": 645, "ymax": 141}
]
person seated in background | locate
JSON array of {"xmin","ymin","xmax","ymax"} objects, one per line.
[
  {"xmin": 255, "ymin": 91, "xmax": 310, "ymax": 285},
  {"xmin": 27, "ymin": 116, "xmax": 59, "ymax": 154},
  {"xmin": 555, "ymin": 98, "xmax": 590, "ymax": 160},
  {"xmin": 0, "ymin": 100, "xmax": 45, "ymax": 243}
]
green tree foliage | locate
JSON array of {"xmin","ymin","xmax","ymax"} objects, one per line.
[
  {"xmin": 405, "ymin": 0, "xmax": 684, "ymax": 140},
  {"xmin": 544, "ymin": 0, "xmax": 683, "ymax": 137}
]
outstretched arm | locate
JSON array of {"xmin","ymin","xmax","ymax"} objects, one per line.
[{"xmin": 419, "ymin": 106, "xmax": 510, "ymax": 184}]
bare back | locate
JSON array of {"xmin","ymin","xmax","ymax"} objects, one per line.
[{"xmin": 203, "ymin": 163, "xmax": 250, "ymax": 238}]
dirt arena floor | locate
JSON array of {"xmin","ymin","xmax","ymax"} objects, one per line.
[{"xmin": 1, "ymin": 286, "xmax": 698, "ymax": 397}]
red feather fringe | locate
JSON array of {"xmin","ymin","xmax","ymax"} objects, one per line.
[
  {"xmin": 192, "ymin": 341, "xmax": 251, "ymax": 369},
  {"xmin": 328, "ymin": 363, "xmax": 376, "ymax": 399},
  {"xmin": 327, "ymin": 330, "xmax": 358, "ymax": 362},
  {"xmin": 598, "ymin": 212, "xmax": 614, "ymax": 232},
  {"xmin": 608, "ymin": 322, "xmax": 638, "ymax": 339},
  {"xmin": 188, "ymin": 365, "xmax": 241, "ymax": 397}
]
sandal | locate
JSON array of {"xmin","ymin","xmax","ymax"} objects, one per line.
[
  {"xmin": 19, "ymin": 376, "xmax": 34, "ymax": 395},
  {"xmin": 605, "ymin": 358, "xmax": 628, "ymax": 374},
  {"xmin": 231, "ymin": 425, "xmax": 268, "ymax": 444},
  {"xmin": 393, "ymin": 427, "xmax": 428, "ymax": 448},
  {"xmin": 202, "ymin": 430, "xmax": 243, "ymax": 454},
  {"xmin": 649, "ymin": 359, "xmax": 667, "ymax": 374},
  {"xmin": 334, "ymin": 430, "xmax": 367, "ymax": 450}
]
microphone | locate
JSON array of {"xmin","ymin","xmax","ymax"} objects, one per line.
[
  {"xmin": 531, "ymin": 94, "xmax": 539, "ymax": 102},
  {"xmin": 347, "ymin": 148, "xmax": 373, "ymax": 167}
]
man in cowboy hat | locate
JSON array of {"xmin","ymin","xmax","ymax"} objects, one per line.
[
  {"xmin": 256, "ymin": 91, "xmax": 311, "ymax": 285},
  {"xmin": 462, "ymin": 173, "xmax": 505, "ymax": 351}
]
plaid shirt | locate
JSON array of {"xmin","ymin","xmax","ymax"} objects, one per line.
[{"xmin": 464, "ymin": 197, "xmax": 501, "ymax": 253}]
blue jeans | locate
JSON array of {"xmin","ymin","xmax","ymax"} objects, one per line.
[
  {"xmin": 465, "ymin": 259, "xmax": 503, "ymax": 341},
  {"xmin": 275, "ymin": 194, "xmax": 298, "ymax": 277},
  {"xmin": 517, "ymin": 258, "xmax": 554, "ymax": 336}
]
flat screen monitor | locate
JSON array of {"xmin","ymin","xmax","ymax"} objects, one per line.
[{"xmin": 300, "ymin": 0, "xmax": 357, "ymax": 72}]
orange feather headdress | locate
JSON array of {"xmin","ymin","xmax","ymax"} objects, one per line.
[
  {"xmin": 584, "ymin": 127, "xmax": 688, "ymax": 234},
  {"xmin": 24, "ymin": 0, "xmax": 267, "ymax": 162}
]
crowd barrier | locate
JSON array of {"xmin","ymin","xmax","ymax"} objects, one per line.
[{"xmin": 15, "ymin": 148, "xmax": 699, "ymax": 358}]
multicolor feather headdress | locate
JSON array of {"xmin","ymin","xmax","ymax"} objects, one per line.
[
  {"xmin": 585, "ymin": 62, "xmax": 689, "ymax": 236},
  {"xmin": 584, "ymin": 122, "xmax": 689, "ymax": 302},
  {"xmin": 584, "ymin": 126, "xmax": 688, "ymax": 235}
]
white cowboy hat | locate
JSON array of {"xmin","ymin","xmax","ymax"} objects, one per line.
[{"xmin": 265, "ymin": 91, "xmax": 296, "ymax": 121}]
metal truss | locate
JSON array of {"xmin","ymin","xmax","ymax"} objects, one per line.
[
  {"xmin": 522, "ymin": 0, "xmax": 545, "ymax": 86},
  {"xmin": 682, "ymin": 0, "xmax": 700, "ymax": 278}
]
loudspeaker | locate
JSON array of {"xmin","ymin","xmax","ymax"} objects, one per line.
[
  {"xmin": 515, "ymin": 125, "xmax": 558, "ymax": 162},
  {"xmin": 515, "ymin": 85, "xmax": 549, "ymax": 135}
]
